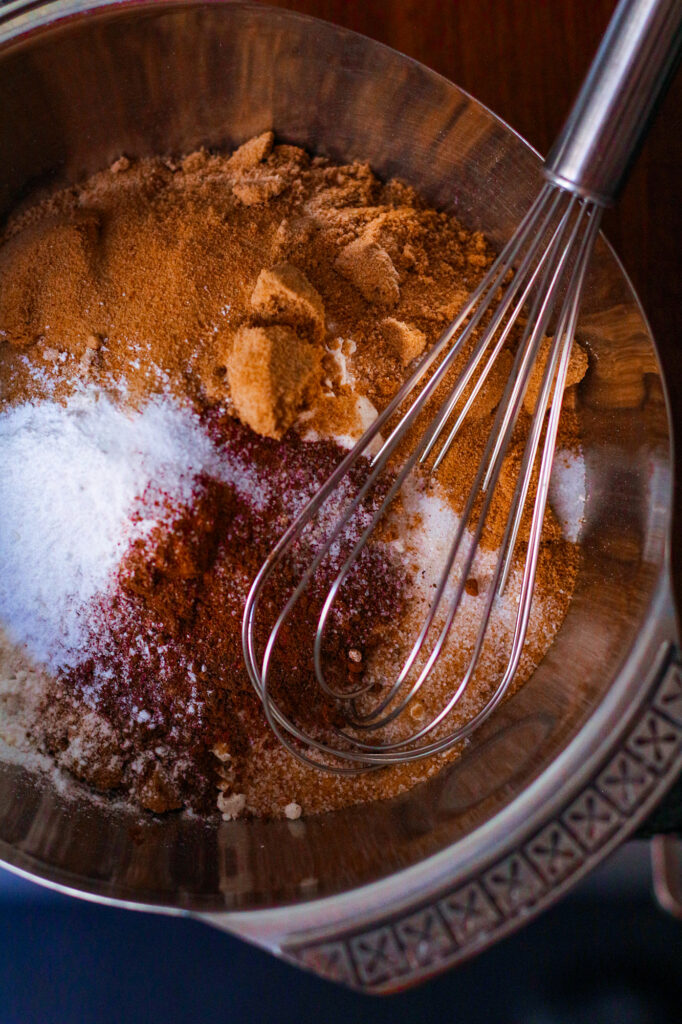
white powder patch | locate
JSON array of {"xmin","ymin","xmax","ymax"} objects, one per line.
[
  {"xmin": 401, "ymin": 479, "xmax": 559, "ymax": 633},
  {"xmin": 0, "ymin": 392, "xmax": 268, "ymax": 670},
  {"xmin": 400, "ymin": 480, "xmax": 496, "ymax": 612},
  {"xmin": 325, "ymin": 337, "xmax": 356, "ymax": 387},
  {"xmin": 357, "ymin": 474, "xmax": 566, "ymax": 748},
  {"xmin": 549, "ymin": 447, "xmax": 586, "ymax": 543},
  {"xmin": 353, "ymin": 394, "xmax": 379, "ymax": 433}
]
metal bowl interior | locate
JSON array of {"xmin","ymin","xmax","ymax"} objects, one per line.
[{"xmin": 0, "ymin": 0, "xmax": 674, "ymax": 915}]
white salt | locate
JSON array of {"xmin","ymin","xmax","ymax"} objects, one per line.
[
  {"xmin": 400, "ymin": 480, "xmax": 487, "ymax": 602},
  {"xmin": 398, "ymin": 477, "xmax": 560, "ymax": 661},
  {"xmin": 549, "ymin": 447, "xmax": 586, "ymax": 543},
  {"xmin": 218, "ymin": 791, "xmax": 246, "ymax": 820},
  {"xmin": 0, "ymin": 391, "xmax": 262, "ymax": 669},
  {"xmin": 324, "ymin": 337, "xmax": 356, "ymax": 388}
]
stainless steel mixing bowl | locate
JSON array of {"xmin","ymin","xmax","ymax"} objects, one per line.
[{"xmin": 0, "ymin": 0, "xmax": 680, "ymax": 993}]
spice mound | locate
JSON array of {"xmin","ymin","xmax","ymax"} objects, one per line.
[
  {"xmin": 0, "ymin": 134, "xmax": 586, "ymax": 818},
  {"xmin": 50, "ymin": 413, "xmax": 404, "ymax": 814}
]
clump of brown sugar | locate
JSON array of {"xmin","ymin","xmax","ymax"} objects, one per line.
[
  {"xmin": 335, "ymin": 235, "xmax": 401, "ymax": 307},
  {"xmin": 250, "ymin": 262, "xmax": 325, "ymax": 339},
  {"xmin": 228, "ymin": 131, "xmax": 289, "ymax": 206},
  {"xmin": 233, "ymin": 174, "xmax": 287, "ymax": 207},
  {"xmin": 226, "ymin": 130, "xmax": 274, "ymax": 171},
  {"xmin": 382, "ymin": 318, "xmax": 426, "ymax": 366},
  {"xmin": 228, "ymin": 324, "xmax": 321, "ymax": 439}
]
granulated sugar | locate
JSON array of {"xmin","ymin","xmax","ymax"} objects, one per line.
[
  {"xmin": 0, "ymin": 391, "xmax": 258, "ymax": 669},
  {"xmin": 549, "ymin": 447, "xmax": 586, "ymax": 543}
]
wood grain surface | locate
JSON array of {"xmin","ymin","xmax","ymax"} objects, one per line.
[{"xmin": 263, "ymin": 0, "xmax": 682, "ymax": 586}]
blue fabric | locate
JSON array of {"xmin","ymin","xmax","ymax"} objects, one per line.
[{"xmin": 0, "ymin": 850, "xmax": 680, "ymax": 1024}]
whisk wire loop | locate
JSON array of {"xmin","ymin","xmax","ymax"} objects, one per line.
[
  {"xmin": 241, "ymin": 0, "xmax": 682, "ymax": 772},
  {"xmin": 242, "ymin": 185, "xmax": 603, "ymax": 772},
  {"xmin": 343, "ymin": 201, "xmax": 603, "ymax": 759},
  {"xmin": 338, "ymin": 197, "xmax": 595, "ymax": 742},
  {"xmin": 242, "ymin": 187, "xmax": 553, "ymax": 699},
  {"xmin": 497, "ymin": 205, "xmax": 603, "ymax": 594},
  {"xmin": 316, "ymin": 195, "xmax": 585, "ymax": 720},
  {"xmin": 245, "ymin": 186, "xmax": 559, "ymax": 708}
]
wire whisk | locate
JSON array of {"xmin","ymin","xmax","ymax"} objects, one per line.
[{"xmin": 242, "ymin": 0, "xmax": 682, "ymax": 772}]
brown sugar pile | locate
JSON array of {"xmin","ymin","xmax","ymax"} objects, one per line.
[{"xmin": 0, "ymin": 133, "xmax": 587, "ymax": 818}]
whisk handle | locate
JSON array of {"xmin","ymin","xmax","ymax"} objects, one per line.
[{"xmin": 544, "ymin": 0, "xmax": 682, "ymax": 205}]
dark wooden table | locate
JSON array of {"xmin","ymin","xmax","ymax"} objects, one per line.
[{"xmin": 265, "ymin": 0, "xmax": 682, "ymax": 572}]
